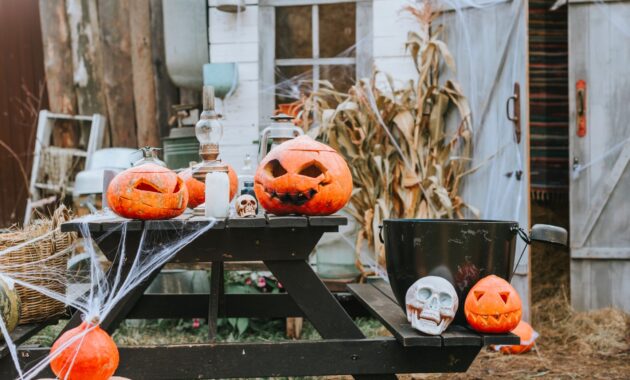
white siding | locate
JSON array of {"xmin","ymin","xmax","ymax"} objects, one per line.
[{"xmin": 209, "ymin": 1, "xmax": 260, "ymax": 169}]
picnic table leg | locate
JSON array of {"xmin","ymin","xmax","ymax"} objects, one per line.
[
  {"xmin": 56, "ymin": 263, "xmax": 166, "ymax": 338},
  {"xmin": 208, "ymin": 261, "xmax": 224, "ymax": 341},
  {"xmin": 264, "ymin": 260, "xmax": 397, "ymax": 380}
]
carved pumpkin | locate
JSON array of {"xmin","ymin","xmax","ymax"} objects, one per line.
[
  {"xmin": 254, "ymin": 135, "xmax": 352, "ymax": 216},
  {"xmin": 499, "ymin": 321, "xmax": 537, "ymax": 354},
  {"xmin": 0, "ymin": 277, "xmax": 20, "ymax": 336},
  {"xmin": 464, "ymin": 275, "xmax": 522, "ymax": 333},
  {"xmin": 178, "ymin": 164, "xmax": 239, "ymax": 209},
  {"xmin": 51, "ymin": 321, "xmax": 119, "ymax": 380},
  {"xmin": 107, "ymin": 163, "xmax": 188, "ymax": 219}
]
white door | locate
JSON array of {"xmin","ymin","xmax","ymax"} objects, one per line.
[
  {"xmin": 439, "ymin": 0, "xmax": 531, "ymax": 318},
  {"xmin": 569, "ymin": 0, "xmax": 630, "ymax": 311}
]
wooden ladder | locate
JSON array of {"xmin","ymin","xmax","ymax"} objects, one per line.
[{"xmin": 24, "ymin": 110, "xmax": 105, "ymax": 225}]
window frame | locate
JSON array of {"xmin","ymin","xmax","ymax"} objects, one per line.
[{"xmin": 258, "ymin": 0, "xmax": 373, "ymax": 129}]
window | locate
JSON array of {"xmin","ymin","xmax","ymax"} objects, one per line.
[{"xmin": 259, "ymin": 0, "xmax": 373, "ymax": 126}]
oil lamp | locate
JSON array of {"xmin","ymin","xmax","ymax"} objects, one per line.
[{"xmin": 192, "ymin": 85, "xmax": 229, "ymax": 217}]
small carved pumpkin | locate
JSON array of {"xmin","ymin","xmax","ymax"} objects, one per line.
[
  {"xmin": 51, "ymin": 321, "xmax": 119, "ymax": 380},
  {"xmin": 178, "ymin": 164, "xmax": 239, "ymax": 209},
  {"xmin": 107, "ymin": 163, "xmax": 188, "ymax": 219},
  {"xmin": 464, "ymin": 275, "xmax": 522, "ymax": 333},
  {"xmin": 254, "ymin": 135, "xmax": 352, "ymax": 215},
  {"xmin": 499, "ymin": 321, "xmax": 537, "ymax": 354}
]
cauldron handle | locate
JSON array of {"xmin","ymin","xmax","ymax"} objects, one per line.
[
  {"xmin": 530, "ymin": 224, "xmax": 568, "ymax": 246},
  {"xmin": 378, "ymin": 225, "xmax": 384, "ymax": 244}
]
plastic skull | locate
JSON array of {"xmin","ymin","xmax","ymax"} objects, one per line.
[
  {"xmin": 405, "ymin": 276, "xmax": 458, "ymax": 335},
  {"xmin": 235, "ymin": 194, "xmax": 257, "ymax": 217}
]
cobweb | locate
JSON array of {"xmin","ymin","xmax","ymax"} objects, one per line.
[{"xmin": 0, "ymin": 211, "xmax": 215, "ymax": 379}]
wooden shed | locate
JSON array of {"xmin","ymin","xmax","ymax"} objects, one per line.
[{"xmin": 568, "ymin": 0, "xmax": 630, "ymax": 311}]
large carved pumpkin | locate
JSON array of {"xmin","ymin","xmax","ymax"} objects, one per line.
[
  {"xmin": 0, "ymin": 277, "xmax": 20, "ymax": 337},
  {"xmin": 107, "ymin": 163, "xmax": 188, "ymax": 219},
  {"xmin": 178, "ymin": 164, "xmax": 239, "ymax": 209},
  {"xmin": 51, "ymin": 321, "xmax": 119, "ymax": 380},
  {"xmin": 464, "ymin": 275, "xmax": 522, "ymax": 333},
  {"xmin": 254, "ymin": 135, "xmax": 352, "ymax": 216}
]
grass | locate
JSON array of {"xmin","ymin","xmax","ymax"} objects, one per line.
[{"xmin": 27, "ymin": 317, "xmax": 388, "ymax": 347}]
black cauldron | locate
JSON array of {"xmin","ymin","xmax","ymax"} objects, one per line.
[{"xmin": 383, "ymin": 219, "xmax": 522, "ymax": 324}]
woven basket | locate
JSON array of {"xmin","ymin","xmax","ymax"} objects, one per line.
[{"xmin": 0, "ymin": 207, "xmax": 75, "ymax": 324}]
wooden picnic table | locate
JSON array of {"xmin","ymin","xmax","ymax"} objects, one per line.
[{"xmin": 0, "ymin": 213, "xmax": 518, "ymax": 379}]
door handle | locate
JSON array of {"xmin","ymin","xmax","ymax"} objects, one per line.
[
  {"xmin": 576, "ymin": 80, "xmax": 587, "ymax": 137},
  {"xmin": 506, "ymin": 82, "xmax": 521, "ymax": 144}
]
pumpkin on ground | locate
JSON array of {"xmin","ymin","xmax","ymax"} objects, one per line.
[
  {"xmin": 254, "ymin": 135, "xmax": 352, "ymax": 216},
  {"xmin": 499, "ymin": 321, "xmax": 537, "ymax": 354},
  {"xmin": 464, "ymin": 275, "xmax": 522, "ymax": 333},
  {"xmin": 50, "ymin": 321, "xmax": 119, "ymax": 380},
  {"xmin": 107, "ymin": 163, "xmax": 188, "ymax": 219},
  {"xmin": 0, "ymin": 277, "xmax": 20, "ymax": 336},
  {"xmin": 178, "ymin": 164, "xmax": 239, "ymax": 209}
]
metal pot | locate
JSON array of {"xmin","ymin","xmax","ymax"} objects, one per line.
[{"xmin": 381, "ymin": 219, "xmax": 566, "ymax": 323}]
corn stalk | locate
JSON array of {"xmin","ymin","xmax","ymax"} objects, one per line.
[{"xmin": 304, "ymin": 1, "xmax": 475, "ymax": 274}]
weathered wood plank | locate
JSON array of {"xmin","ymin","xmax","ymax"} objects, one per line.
[
  {"xmin": 150, "ymin": 0, "xmax": 179, "ymax": 139},
  {"xmin": 308, "ymin": 215, "xmax": 348, "ymax": 226},
  {"xmin": 266, "ymin": 214, "xmax": 308, "ymax": 228},
  {"xmin": 98, "ymin": 0, "xmax": 137, "ymax": 148},
  {"xmin": 348, "ymin": 283, "xmax": 442, "ymax": 347},
  {"xmin": 3, "ymin": 339, "xmax": 482, "ymax": 378},
  {"xmin": 265, "ymin": 261, "xmax": 365, "ymax": 340},
  {"xmin": 130, "ymin": 0, "xmax": 159, "ymax": 147},
  {"xmin": 128, "ymin": 293, "xmax": 368, "ymax": 319},
  {"xmin": 227, "ymin": 215, "xmax": 267, "ymax": 228},
  {"xmin": 66, "ymin": 0, "xmax": 109, "ymax": 143},
  {"xmin": 0, "ymin": 322, "xmax": 57, "ymax": 359},
  {"xmin": 441, "ymin": 325, "xmax": 481, "ymax": 347},
  {"xmin": 38, "ymin": 0, "xmax": 79, "ymax": 147}
]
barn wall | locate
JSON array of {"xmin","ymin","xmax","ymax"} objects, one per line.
[
  {"xmin": 208, "ymin": 0, "xmax": 260, "ymax": 170},
  {"xmin": 208, "ymin": 0, "xmax": 417, "ymax": 169},
  {"xmin": 0, "ymin": 0, "xmax": 48, "ymax": 227}
]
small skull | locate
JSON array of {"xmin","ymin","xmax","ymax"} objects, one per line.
[
  {"xmin": 405, "ymin": 276, "xmax": 458, "ymax": 335},
  {"xmin": 236, "ymin": 194, "xmax": 257, "ymax": 217}
]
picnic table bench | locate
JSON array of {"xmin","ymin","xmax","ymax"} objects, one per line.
[{"xmin": 0, "ymin": 213, "xmax": 517, "ymax": 379}]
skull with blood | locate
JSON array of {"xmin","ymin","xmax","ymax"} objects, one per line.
[
  {"xmin": 254, "ymin": 135, "xmax": 352, "ymax": 216},
  {"xmin": 405, "ymin": 276, "xmax": 458, "ymax": 335}
]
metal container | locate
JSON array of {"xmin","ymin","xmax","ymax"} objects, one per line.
[
  {"xmin": 383, "ymin": 219, "xmax": 519, "ymax": 323},
  {"xmin": 162, "ymin": 127, "xmax": 200, "ymax": 170}
]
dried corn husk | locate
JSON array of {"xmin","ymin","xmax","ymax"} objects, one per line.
[{"xmin": 305, "ymin": 1, "xmax": 475, "ymax": 274}]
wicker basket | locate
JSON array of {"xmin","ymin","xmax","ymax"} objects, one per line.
[{"xmin": 0, "ymin": 207, "xmax": 75, "ymax": 324}]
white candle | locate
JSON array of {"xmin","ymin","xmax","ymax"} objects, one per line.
[{"xmin": 205, "ymin": 171, "xmax": 230, "ymax": 218}]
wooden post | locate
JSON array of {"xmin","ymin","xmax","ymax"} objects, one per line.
[
  {"xmin": 150, "ymin": 0, "xmax": 179, "ymax": 139},
  {"xmin": 66, "ymin": 0, "xmax": 109, "ymax": 145},
  {"xmin": 38, "ymin": 0, "xmax": 79, "ymax": 147},
  {"xmin": 98, "ymin": 0, "xmax": 138, "ymax": 148},
  {"xmin": 130, "ymin": 0, "xmax": 160, "ymax": 148}
]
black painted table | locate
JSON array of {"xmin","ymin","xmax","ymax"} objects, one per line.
[{"xmin": 0, "ymin": 213, "xmax": 518, "ymax": 379}]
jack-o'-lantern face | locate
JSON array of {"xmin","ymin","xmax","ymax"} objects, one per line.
[
  {"xmin": 107, "ymin": 163, "xmax": 188, "ymax": 220},
  {"xmin": 254, "ymin": 135, "xmax": 352, "ymax": 216},
  {"xmin": 464, "ymin": 275, "xmax": 522, "ymax": 333},
  {"xmin": 178, "ymin": 164, "xmax": 239, "ymax": 209}
]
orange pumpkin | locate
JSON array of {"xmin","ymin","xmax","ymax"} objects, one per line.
[
  {"xmin": 254, "ymin": 135, "xmax": 352, "ymax": 216},
  {"xmin": 178, "ymin": 164, "xmax": 239, "ymax": 209},
  {"xmin": 500, "ymin": 321, "xmax": 537, "ymax": 354},
  {"xmin": 51, "ymin": 322, "xmax": 119, "ymax": 380},
  {"xmin": 107, "ymin": 163, "xmax": 188, "ymax": 219},
  {"xmin": 464, "ymin": 275, "xmax": 522, "ymax": 333}
]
